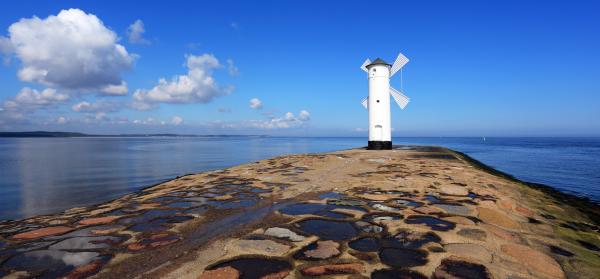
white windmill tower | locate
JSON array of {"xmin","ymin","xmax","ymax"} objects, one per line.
[{"xmin": 360, "ymin": 53, "xmax": 410, "ymax": 150}]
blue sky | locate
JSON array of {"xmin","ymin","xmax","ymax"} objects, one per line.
[{"xmin": 0, "ymin": 1, "xmax": 599, "ymax": 136}]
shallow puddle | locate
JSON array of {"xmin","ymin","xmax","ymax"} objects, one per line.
[
  {"xmin": 49, "ymin": 236, "xmax": 122, "ymax": 250},
  {"xmin": 2, "ymin": 250, "xmax": 106, "ymax": 277},
  {"xmin": 208, "ymin": 257, "xmax": 292, "ymax": 279},
  {"xmin": 577, "ymin": 240, "xmax": 600, "ymax": 251},
  {"xmin": 349, "ymin": 237, "xmax": 380, "ymax": 252},
  {"xmin": 379, "ymin": 248, "xmax": 428, "ymax": 268},
  {"xmin": 404, "ymin": 215, "xmax": 455, "ymax": 231},
  {"xmin": 424, "ymin": 195, "xmax": 442, "ymax": 204},
  {"xmin": 549, "ymin": 245, "xmax": 574, "ymax": 257},
  {"xmin": 295, "ymin": 219, "xmax": 358, "ymax": 241},
  {"xmin": 434, "ymin": 257, "xmax": 492, "ymax": 279},
  {"xmin": 392, "ymin": 199, "xmax": 423, "ymax": 207},
  {"xmin": 318, "ymin": 192, "xmax": 344, "ymax": 199},
  {"xmin": 371, "ymin": 269, "xmax": 428, "ymax": 279},
  {"xmin": 279, "ymin": 203, "xmax": 352, "ymax": 219},
  {"xmin": 382, "ymin": 230, "xmax": 441, "ymax": 249},
  {"xmin": 118, "ymin": 209, "xmax": 179, "ymax": 224}
]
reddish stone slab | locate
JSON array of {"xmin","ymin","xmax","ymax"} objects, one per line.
[
  {"xmin": 79, "ymin": 216, "xmax": 120, "ymax": 226},
  {"xmin": 301, "ymin": 263, "xmax": 364, "ymax": 276},
  {"xmin": 12, "ymin": 226, "xmax": 74, "ymax": 240}
]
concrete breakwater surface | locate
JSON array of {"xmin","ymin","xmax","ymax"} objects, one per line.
[{"xmin": 1, "ymin": 146, "xmax": 599, "ymax": 278}]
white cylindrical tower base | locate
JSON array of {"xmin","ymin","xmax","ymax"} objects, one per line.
[{"xmin": 367, "ymin": 62, "xmax": 392, "ymax": 150}]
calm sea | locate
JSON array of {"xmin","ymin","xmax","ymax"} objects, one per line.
[{"xmin": 0, "ymin": 137, "xmax": 599, "ymax": 221}]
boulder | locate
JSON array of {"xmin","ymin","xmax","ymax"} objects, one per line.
[
  {"xmin": 501, "ymin": 244, "xmax": 565, "ymax": 279},
  {"xmin": 478, "ymin": 208, "xmax": 520, "ymax": 230}
]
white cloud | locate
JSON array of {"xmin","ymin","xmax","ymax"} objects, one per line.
[
  {"xmin": 245, "ymin": 110, "xmax": 311, "ymax": 129},
  {"xmin": 230, "ymin": 22, "xmax": 239, "ymax": 30},
  {"xmin": 71, "ymin": 100, "xmax": 120, "ymax": 113},
  {"xmin": 127, "ymin": 19, "xmax": 149, "ymax": 44},
  {"xmin": 170, "ymin": 116, "xmax": 183, "ymax": 126},
  {"xmin": 226, "ymin": 59, "xmax": 239, "ymax": 76},
  {"xmin": 3, "ymin": 87, "xmax": 68, "ymax": 111},
  {"xmin": 132, "ymin": 116, "xmax": 183, "ymax": 126},
  {"xmin": 6, "ymin": 9, "xmax": 135, "ymax": 94},
  {"xmin": 249, "ymin": 98, "xmax": 263, "ymax": 109},
  {"xmin": 132, "ymin": 54, "xmax": 233, "ymax": 109},
  {"xmin": 298, "ymin": 110, "xmax": 310, "ymax": 121},
  {"xmin": 57, "ymin": 116, "xmax": 68, "ymax": 124}
]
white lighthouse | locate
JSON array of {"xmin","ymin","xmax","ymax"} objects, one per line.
[{"xmin": 360, "ymin": 53, "xmax": 410, "ymax": 150}]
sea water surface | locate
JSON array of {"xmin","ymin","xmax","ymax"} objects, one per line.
[{"xmin": 0, "ymin": 137, "xmax": 599, "ymax": 220}]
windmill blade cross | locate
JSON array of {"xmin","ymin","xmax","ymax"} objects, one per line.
[
  {"xmin": 390, "ymin": 87, "xmax": 410, "ymax": 109},
  {"xmin": 390, "ymin": 53, "xmax": 409, "ymax": 77},
  {"xmin": 360, "ymin": 58, "xmax": 371, "ymax": 72}
]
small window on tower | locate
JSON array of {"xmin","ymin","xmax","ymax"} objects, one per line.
[
  {"xmin": 373, "ymin": 68, "xmax": 376, "ymax": 72},
  {"xmin": 377, "ymin": 100, "xmax": 380, "ymax": 103}
]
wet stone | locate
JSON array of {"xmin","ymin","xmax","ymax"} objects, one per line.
[
  {"xmin": 349, "ymin": 237, "xmax": 380, "ymax": 252},
  {"xmin": 198, "ymin": 266, "xmax": 239, "ymax": 279},
  {"xmin": 457, "ymin": 228, "xmax": 487, "ymax": 241},
  {"xmin": 300, "ymin": 263, "xmax": 364, "ymax": 276},
  {"xmin": 295, "ymin": 240, "xmax": 340, "ymax": 260},
  {"xmin": 434, "ymin": 203, "xmax": 472, "ymax": 216},
  {"xmin": 433, "ymin": 256, "xmax": 493, "ymax": 279},
  {"xmin": 371, "ymin": 269, "xmax": 428, "ymax": 279},
  {"xmin": 264, "ymin": 227, "xmax": 304, "ymax": 242},
  {"xmin": 363, "ymin": 213, "xmax": 403, "ymax": 224},
  {"xmin": 549, "ymin": 245, "xmax": 574, "ymax": 257},
  {"xmin": 405, "ymin": 215, "xmax": 456, "ymax": 231},
  {"xmin": 12, "ymin": 226, "xmax": 74, "ymax": 240},
  {"xmin": 327, "ymin": 199, "xmax": 367, "ymax": 207},
  {"xmin": 3, "ymin": 250, "xmax": 105, "ymax": 277},
  {"xmin": 295, "ymin": 219, "xmax": 358, "ymax": 241},
  {"xmin": 207, "ymin": 257, "xmax": 291, "ymax": 279},
  {"xmin": 379, "ymin": 248, "xmax": 428, "ymax": 268},
  {"xmin": 78, "ymin": 216, "xmax": 120, "ymax": 226}
]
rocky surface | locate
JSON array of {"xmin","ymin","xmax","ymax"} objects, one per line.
[{"xmin": 0, "ymin": 146, "xmax": 599, "ymax": 278}]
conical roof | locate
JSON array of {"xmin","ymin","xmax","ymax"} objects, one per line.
[{"xmin": 367, "ymin": 57, "xmax": 391, "ymax": 68}]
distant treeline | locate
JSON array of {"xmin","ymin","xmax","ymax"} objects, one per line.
[{"xmin": 0, "ymin": 131, "xmax": 267, "ymax": 138}]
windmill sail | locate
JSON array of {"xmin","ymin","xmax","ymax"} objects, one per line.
[
  {"xmin": 360, "ymin": 59, "xmax": 371, "ymax": 72},
  {"xmin": 361, "ymin": 96, "xmax": 368, "ymax": 109},
  {"xmin": 390, "ymin": 53, "xmax": 409, "ymax": 77},
  {"xmin": 390, "ymin": 87, "xmax": 409, "ymax": 109}
]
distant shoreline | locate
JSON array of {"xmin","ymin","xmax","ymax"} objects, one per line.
[{"xmin": 0, "ymin": 131, "xmax": 268, "ymax": 138}]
